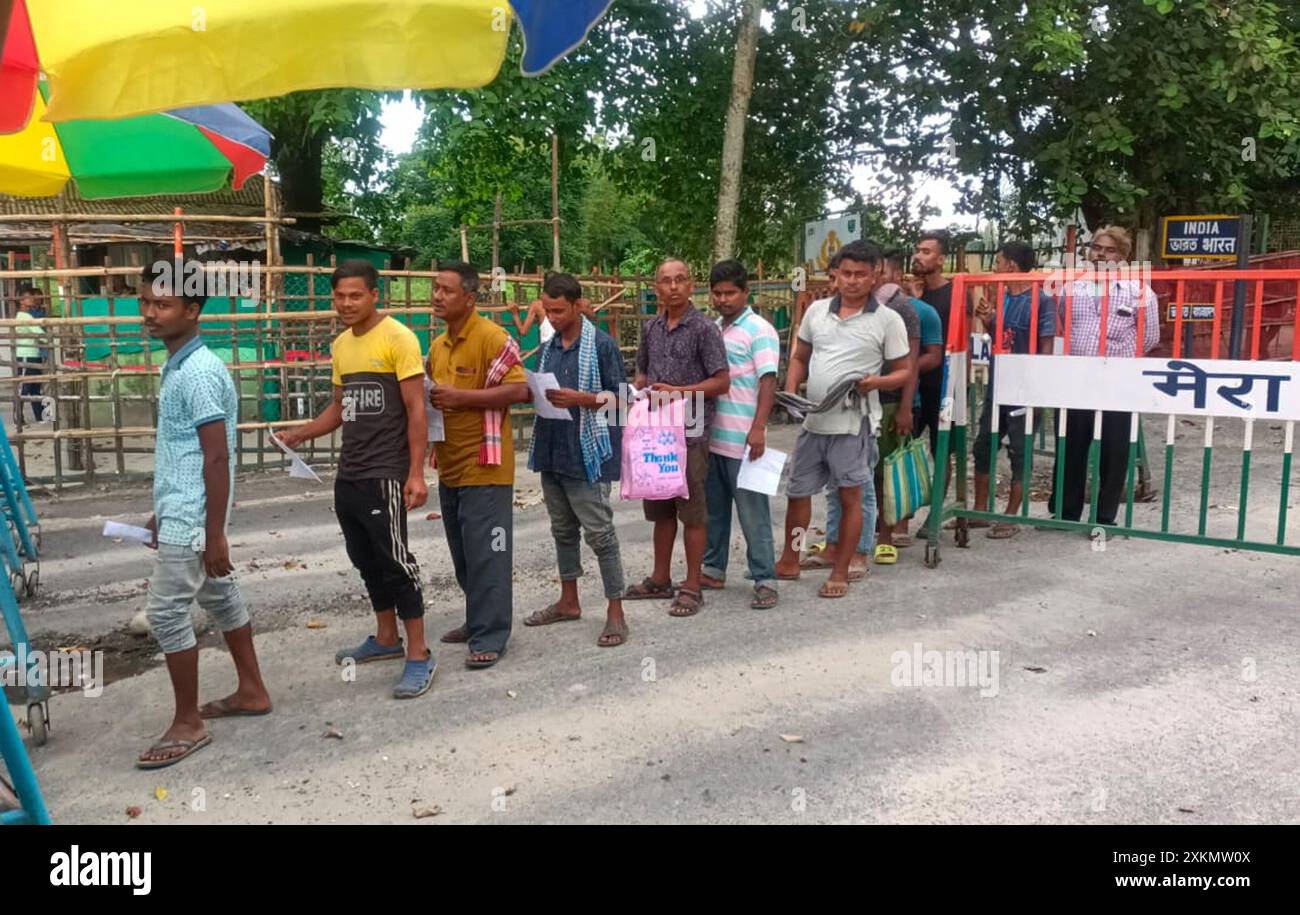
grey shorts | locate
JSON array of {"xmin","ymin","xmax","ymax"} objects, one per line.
[
  {"xmin": 146, "ymin": 542, "xmax": 249, "ymax": 654},
  {"xmin": 787, "ymin": 417, "xmax": 875, "ymax": 499}
]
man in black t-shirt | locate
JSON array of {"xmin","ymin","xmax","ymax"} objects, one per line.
[
  {"xmin": 911, "ymin": 230, "xmax": 954, "ymax": 538},
  {"xmin": 913, "ymin": 232, "xmax": 952, "ymax": 440}
]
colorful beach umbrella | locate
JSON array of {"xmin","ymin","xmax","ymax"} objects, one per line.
[
  {"xmin": 4, "ymin": 0, "xmax": 615, "ymax": 127},
  {"xmin": 0, "ymin": 84, "xmax": 271, "ymax": 198}
]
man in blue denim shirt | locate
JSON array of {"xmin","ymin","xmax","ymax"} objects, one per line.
[
  {"xmin": 524, "ymin": 273, "xmax": 630, "ymax": 647},
  {"xmin": 136, "ymin": 260, "xmax": 271, "ymax": 769}
]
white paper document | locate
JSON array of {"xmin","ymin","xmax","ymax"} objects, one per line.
[
  {"xmin": 526, "ymin": 370, "xmax": 574, "ymax": 421},
  {"xmin": 268, "ymin": 431, "xmax": 323, "ymax": 483},
  {"xmin": 102, "ymin": 521, "xmax": 153, "ymax": 544},
  {"xmin": 423, "ymin": 377, "xmax": 445, "ymax": 442},
  {"xmin": 736, "ymin": 446, "xmax": 788, "ymax": 496}
]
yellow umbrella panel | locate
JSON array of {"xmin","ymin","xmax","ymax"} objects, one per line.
[
  {"xmin": 27, "ymin": 0, "xmax": 512, "ymax": 122},
  {"xmin": 0, "ymin": 89, "xmax": 69, "ymax": 195}
]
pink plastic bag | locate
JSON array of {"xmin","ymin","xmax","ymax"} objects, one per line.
[{"xmin": 621, "ymin": 394, "xmax": 690, "ymax": 501}]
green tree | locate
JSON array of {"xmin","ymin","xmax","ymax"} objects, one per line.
[
  {"xmin": 604, "ymin": 0, "xmax": 850, "ymax": 268},
  {"xmin": 837, "ymin": 0, "xmax": 1300, "ymax": 236},
  {"xmin": 241, "ymin": 90, "xmax": 393, "ymax": 233}
]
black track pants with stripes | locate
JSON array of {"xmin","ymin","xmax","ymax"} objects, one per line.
[{"xmin": 335, "ymin": 478, "xmax": 425, "ymax": 620}]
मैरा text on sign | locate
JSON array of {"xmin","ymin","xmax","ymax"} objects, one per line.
[{"xmin": 991, "ymin": 354, "xmax": 1300, "ymax": 421}]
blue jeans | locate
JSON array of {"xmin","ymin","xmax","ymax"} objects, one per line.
[
  {"xmin": 702, "ymin": 452, "xmax": 777, "ymax": 591},
  {"xmin": 825, "ymin": 432, "xmax": 879, "ymax": 555},
  {"xmin": 540, "ymin": 472, "xmax": 626, "ymax": 600}
]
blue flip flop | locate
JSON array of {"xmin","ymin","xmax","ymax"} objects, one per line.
[
  {"xmin": 335, "ymin": 635, "xmax": 405, "ymax": 666},
  {"xmin": 393, "ymin": 653, "xmax": 437, "ymax": 699}
]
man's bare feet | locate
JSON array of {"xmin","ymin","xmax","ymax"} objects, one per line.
[{"xmin": 775, "ymin": 556, "xmax": 802, "ymax": 580}]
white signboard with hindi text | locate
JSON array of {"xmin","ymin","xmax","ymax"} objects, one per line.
[{"xmin": 993, "ymin": 355, "xmax": 1300, "ymax": 421}]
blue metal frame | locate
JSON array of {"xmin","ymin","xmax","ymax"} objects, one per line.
[
  {"xmin": 0, "ymin": 422, "xmax": 50, "ymax": 824},
  {"xmin": 0, "ymin": 427, "xmax": 38, "ymax": 560},
  {"xmin": 0, "ymin": 692, "xmax": 50, "ymax": 824}
]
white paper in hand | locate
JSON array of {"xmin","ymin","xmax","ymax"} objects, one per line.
[
  {"xmin": 103, "ymin": 520, "xmax": 153, "ymax": 544},
  {"xmin": 736, "ymin": 446, "xmax": 788, "ymax": 496},
  {"xmin": 423, "ymin": 377, "xmax": 445, "ymax": 442},
  {"xmin": 287, "ymin": 457, "xmax": 321, "ymax": 481},
  {"xmin": 526, "ymin": 370, "xmax": 573, "ymax": 421},
  {"xmin": 269, "ymin": 431, "xmax": 322, "ymax": 483}
]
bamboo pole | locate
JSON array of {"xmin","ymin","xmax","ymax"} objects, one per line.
[
  {"xmin": 264, "ymin": 174, "xmax": 275, "ymax": 305},
  {"xmin": 491, "ymin": 193, "xmax": 503, "ymax": 291},
  {"xmin": 0, "ymin": 213, "xmax": 296, "ymax": 225},
  {"xmin": 552, "ymin": 132, "xmax": 562, "ymax": 271}
]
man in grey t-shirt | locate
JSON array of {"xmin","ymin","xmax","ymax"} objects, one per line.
[{"xmin": 775, "ymin": 240, "xmax": 910, "ymax": 599}]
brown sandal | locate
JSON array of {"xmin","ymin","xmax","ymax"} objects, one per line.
[
  {"xmin": 523, "ymin": 603, "xmax": 581, "ymax": 626},
  {"xmin": 798, "ymin": 553, "xmax": 835, "ymax": 571},
  {"xmin": 440, "ymin": 625, "xmax": 468, "ymax": 644},
  {"xmin": 623, "ymin": 577, "xmax": 675, "ymax": 600},
  {"xmin": 699, "ymin": 574, "xmax": 725, "ymax": 590},
  {"xmin": 668, "ymin": 587, "xmax": 703, "ymax": 617},
  {"xmin": 751, "ymin": 585, "xmax": 778, "ymax": 610},
  {"xmin": 597, "ymin": 618, "xmax": 629, "ymax": 647},
  {"xmin": 818, "ymin": 579, "xmax": 849, "ymax": 599}
]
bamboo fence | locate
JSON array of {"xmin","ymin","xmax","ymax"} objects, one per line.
[{"xmin": 1, "ymin": 248, "xmax": 801, "ymax": 490}]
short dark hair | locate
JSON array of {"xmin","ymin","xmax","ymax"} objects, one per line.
[
  {"xmin": 708, "ymin": 258, "xmax": 749, "ymax": 291},
  {"xmin": 918, "ymin": 229, "xmax": 952, "ymax": 255},
  {"xmin": 836, "ymin": 239, "xmax": 884, "ymax": 268},
  {"xmin": 16, "ymin": 283, "xmax": 40, "ymax": 298},
  {"xmin": 881, "ymin": 246, "xmax": 907, "ymax": 270},
  {"xmin": 331, "ymin": 259, "xmax": 380, "ymax": 291},
  {"xmin": 828, "ymin": 250, "xmax": 844, "ymax": 271},
  {"xmin": 542, "ymin": 272, "xmax": 582, "ymax": 304},
  {"xmin": 141, "ymin": 261, "xmax": 207, "ymax": 309},
  {"xmin": 996, "ymin": 240, "xmax": 1036, "ymax": 273},
  {"xmin": 437, "ymin": 260, "xmax": 480, "ymax": 295}
]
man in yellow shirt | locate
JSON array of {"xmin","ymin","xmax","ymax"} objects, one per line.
[
  {"xmin": 428, "ymin": 262, "xmax": 529, "ymax": 669},
  {"xmin": 279, "ymin": 261, "xmax": 435, "ymax": 699}
]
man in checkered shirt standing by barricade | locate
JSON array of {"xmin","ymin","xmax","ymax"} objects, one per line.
[{"xmin": 1049, "ymin": 226, "xmax": 1161, "ymax": 526}]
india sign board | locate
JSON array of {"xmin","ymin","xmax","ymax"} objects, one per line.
[
  {"xmin": 993, "ymin": 355, "xmax": 1300, "ymax": 421},
  {"xmin": 1167, "ymin": 303, "xmax": 1216, "ymax": 322},
  {"xmin": 804, "ymin": 213, "xmax": 862, "ymax": 272},
  {"xmin": 1160, "ymin": 215, "xmax": 1242, "ymax": 261}
]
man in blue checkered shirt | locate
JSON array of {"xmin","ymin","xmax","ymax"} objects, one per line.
[{"xmin": 135, "ymin": 260, "xmax": 271, "ymax": 770}]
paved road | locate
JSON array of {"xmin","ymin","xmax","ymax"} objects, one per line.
[{"xmin": 12, "ymin": 421, "xmax": 1300, "ymax": 824}]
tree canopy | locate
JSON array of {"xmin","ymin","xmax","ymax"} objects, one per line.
[{"xmin": 240, "ymin": 0, "xmax": 1300, "ymax": 269}]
